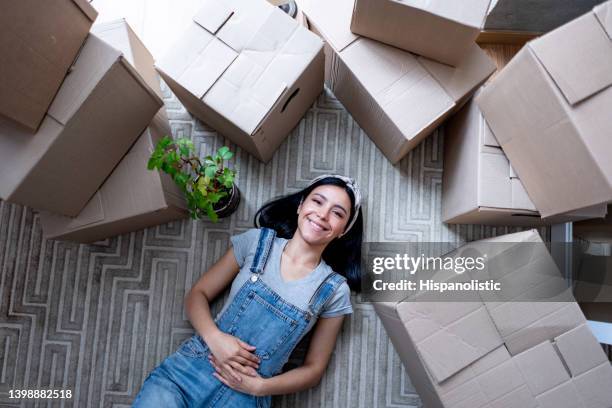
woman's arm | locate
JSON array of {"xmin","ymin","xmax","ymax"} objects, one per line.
[
  {"xmin": 185, "ymin": 247, "xmax": 262, "ymax": 381},
  {"xmin": 184, "ymin": 248, "xmax": 240, "ymax": 342}
]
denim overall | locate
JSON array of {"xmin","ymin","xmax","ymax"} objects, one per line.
[{"xmin": 132, "ymin": 228, "xmax": 347, "ymax": 407}]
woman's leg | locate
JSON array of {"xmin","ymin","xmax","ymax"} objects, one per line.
[
  {"xmin": 131, "ymin": 335, "xmax": 223, "ymax": 407},
  {"xmin": 132, "ymin": 366, "xmax": 188, "ymax": 408}
]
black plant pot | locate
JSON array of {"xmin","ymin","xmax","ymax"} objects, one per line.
[
  {"xmin": 213, "ymin": 184, "xmax": 241, "ymax": 219},
  {"xmin": 278, "ymin": 0, "xmax": 297, "ymax": 18}
]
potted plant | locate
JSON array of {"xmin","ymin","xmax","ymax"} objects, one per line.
[{"xmin": 147, "ymin": 136, "xmax": 240, "ymax": 222}]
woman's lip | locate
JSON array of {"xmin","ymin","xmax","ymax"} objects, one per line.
[{"xmin": 307, "ymin": 217, "xmax": 328, "ymax": 231}]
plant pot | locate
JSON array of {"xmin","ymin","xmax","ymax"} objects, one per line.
[
  {"xmin": 213, "ymin": 184, "xmax": 241, "ymax": 219},
  {"xmin": 278, "ymin": 0, "xmax": 297, "ymax": 18}
]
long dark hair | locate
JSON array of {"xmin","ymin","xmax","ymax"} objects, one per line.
[{"xmin": 254, "ymin": 177, "xmax": 363, "ymax": 292}]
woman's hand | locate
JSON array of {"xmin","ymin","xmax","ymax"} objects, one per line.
[
  {"xmin": 209, "ymin": 354, "xmax": 267, "ymax": 396},
  {"xmin": 205, "ymin": 330, "xmax": 261, "ymax": 382}
]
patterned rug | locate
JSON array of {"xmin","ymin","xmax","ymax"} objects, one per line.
[{"xmin": 0, "ymin": 84, "xmax": 544, "ymax": 407}]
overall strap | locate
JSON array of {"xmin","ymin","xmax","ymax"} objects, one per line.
[
  {"xmin": 307, "ymin": 272, "xmax": 347, "ymax": 318},
  {"xmin": 249, "ymin": 228, "xmax": 277, "ymax": 275}
]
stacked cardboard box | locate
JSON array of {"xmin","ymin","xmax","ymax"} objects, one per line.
[
  {"xmin": 39, "ymin": 20, "xmax": 188, "ymax": 243},
  {"xmin": 156, "ymin": 0, "xmax": 324, "ymax": 163},
  {"xmin": 0, "ymin": 0, "xmax": 98, "ymax": 131},
  {"xmin": 0, "ymin": 20, "xmax": 163, "ymax": 216},
  {"xmin": 442, "ymin": 96, "xmax": 608, "ymax": 225},
  {"xmin": 299, "ymin": 0, "xmax": 496, "ymax": 164},
  {"xmin": 375, "ymin": 229, "xmax": 612, "ymax": 408},
  {"xmin": 476, "ymin": 1, "xmax": 612, "ymax": 219},
  {"xmin": 350, "ymin": 0, "xmax": 491, "ymax": 66},
  {"xmin": 0, "ymin": 5, "xmax": 187, "ymax": 242}
]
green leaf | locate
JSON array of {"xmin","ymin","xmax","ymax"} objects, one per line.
[
  {"xmin": 158, "ymin": 136, "xmax": 173, "ymax": 149},
  {"xmin": 147, "ymin": 157, "xmax": 159, "ymax": 170},
  {"xmin": 205, "ymin": 204, "xmax": 218, "ymax": 222},
  {"xmin": 204, "ymin": 166, "xmax": 217, "ymax": 178}
]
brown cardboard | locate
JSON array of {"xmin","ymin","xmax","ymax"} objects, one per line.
[
  {"xmin": 374, "ymin": 229, "xmax": 612, "ymax": 408},
  {"xmin": 555, "ymin": 324, "xmax": 610, "ymax": 377},
  {"xmin": 156, "ymin": 0, "xmax": 324, "ymax": 163},
  {"xmin": 476, "ymin": 1, "xmax": 612, "ymax": 218},
  {"xmin": 443, "ymin": 97, "xmax": 608, "ymax": 226},
  {"xmin": 0, "ymin": 0, "xmax": 97, "ymax": 131},
  {"xmin": 37, "ymin": 19, "xmax": 187, "ymax": 243},
  {"xmin": 0, "ymin": 33, "xmax": 163, "ymax": 216},
  {"xmin": 350, "ymin": 0, "xmax": 490, "ymax": 66},
  {"xmin": 514, "ymin": 341, "xmax": 571, "ymax": 395},
  {"xmin": 39, "ymin": 114, "xmax": 187, "ymax": 243},
  {"xmin": 300, "ymin": 0, "xmax": 495, "ymax": 164}
]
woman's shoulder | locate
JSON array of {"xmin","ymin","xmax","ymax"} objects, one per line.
[{"xmin": 320, "ymin": 271, "xmax": 353, "ymax": 318}]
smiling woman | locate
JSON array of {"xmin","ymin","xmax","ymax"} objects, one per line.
[{"xmin": 132, "ymin": 175, "xmax": 364, "ymax": 407}]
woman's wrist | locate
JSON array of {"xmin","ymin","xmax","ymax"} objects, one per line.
[
  {"xmin": 201, "ymin": 326, "xmax": 221, "ymax": 344},
  {"xmin": 254, "ymin": 377, "xmax": 269, "ymax": 397}
]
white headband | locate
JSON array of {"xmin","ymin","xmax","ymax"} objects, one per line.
[{"xmin": 307, "ymin": 174, "xmax": 362, "ymax": 235}]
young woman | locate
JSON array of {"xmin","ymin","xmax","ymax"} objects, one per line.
[{"xmin": 132, "ymin": 174, "xmax": 364, "ymax": 407}]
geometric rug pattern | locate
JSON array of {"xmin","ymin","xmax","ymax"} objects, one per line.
[{"xmin": 0, "ymin": 85, "xmax": 545, "ymax": 407}]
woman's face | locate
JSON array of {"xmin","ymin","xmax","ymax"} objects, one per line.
[{"xmin": 297, "ymin": 184, "xmax": 352, "ymax": 245}]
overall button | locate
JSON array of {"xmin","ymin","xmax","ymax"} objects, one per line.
[{"xmin": 250, "ymin": 274, "xmax": 259, "ymax": 282}]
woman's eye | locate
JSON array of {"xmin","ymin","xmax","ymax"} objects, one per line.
[
  {"xmin": 334, "ymin": 212, "xmax": 344, "ymax": 218},
  {"xmin": 312, "ymin": 199, "xmax": 321, "ymax": 204}
]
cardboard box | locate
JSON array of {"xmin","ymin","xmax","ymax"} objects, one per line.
[
  {"xmin": 0, "ymin": 33, "xmax": 163, "ymax": 216},
  {"xmin": 443, "ymin": 97, "xmax": 608, "ymax": 225},
  {"xmin": 476, "ymin": 1, "xmax": 612, "ymax": 218},
  {"xmin": 39, "ymin": 115, "xmax": 187, "ymax": 243},
  {"xmin": 516, "ymin": 325, "xmax": 612, "ymax": 408},
  {"xmin": 299, "ymin": 0, "xmax": 495, "ymax": 164},
  {"xmin": 374, "ymin": 230, "xmax": 611, "ymax": 408},
  {"xmin": 38, "ymin": 20, "xmax": 187, "ymax": 243},
  {"xmin": 156, "ymin": 0, "xmax": 324, "ymax": 163},
  {"xmin": 0, "ymin": 0, "xmax": 97, "ymax": 131},
  {"xmin": 350, "ymin": 0, "xmax": 491, "ymax": 66}
]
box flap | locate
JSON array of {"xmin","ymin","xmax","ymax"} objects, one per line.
[
  {"xmin": 395, "ymin": 0, "xmax": 491, "ymax": 29},
  {"xmin": 418, "ymin": 43, "xmax": 495, "ymax": 103},
  {"xmin": 192, "ymin": 0, "xmax": 234, "ymax": 34},
  {"xmin": 157, "ymin": 25, "xmax": 237, "ymax": 100},
  {"xmin": 595, "ymin": 1, "xmax": 612, "ymax": 39},
  {"xmin": 92, "ymin": 19, "xmax": 161, "ymax": 98},
  {"xmin": 299, "ymin": 0, "xmax": 359, "ymax": 51},
  {"xmin": 214, "ymin": 0, "xmax": 276, "ymax": 53},
  {"xmin": 47, "ymin": 34, "xmax": 120, "ymax": 126},
  {"xmin": 204, "ymin": 53, "xmax": 287, "ymax": 135},
  {"xmin": 530, "ymin": 12, "xmax": 612, "ymax": 105},
  {"xmin": 71, "ymin": 0, "xmax": 98, "ymax": 22}
]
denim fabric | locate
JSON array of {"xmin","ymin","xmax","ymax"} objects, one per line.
[{"xmin": 132, "ymin": 228, "xmax": 346, "ymax": 407}]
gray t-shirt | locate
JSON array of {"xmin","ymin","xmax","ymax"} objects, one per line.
[{"xmin": 216, "ymin": 228, "xmax": 353, "ymax": 335}]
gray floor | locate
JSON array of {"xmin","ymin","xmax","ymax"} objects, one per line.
[{"xmin": 0, "ymin": 85, "xmax": 544, "ymax": 407}]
